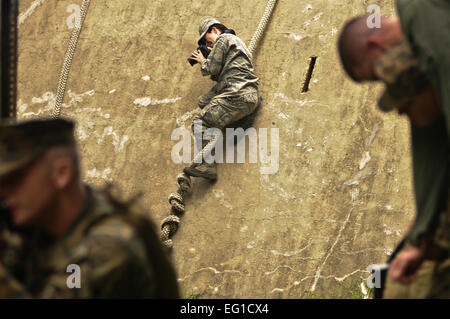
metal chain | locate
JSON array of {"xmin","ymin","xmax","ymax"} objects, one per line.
[{"xmin": 52, "ymin": 0, "xmax": 91, "ymax": 118}]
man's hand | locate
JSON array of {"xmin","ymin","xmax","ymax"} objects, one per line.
[
  {"xmin": 397, "ymin": 85, "xmax": 441, "ymax": 127},
  {"xmin": 389, "ymin": 243, "xmax": 425, "ymax": 284},
  {"xmin": 191, "ymin": 49, "xmax": 205, "ymax": 63}
]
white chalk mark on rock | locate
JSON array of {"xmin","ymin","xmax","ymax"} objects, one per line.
[
  {"xmin": 274, "ymin": 92, "xmax": 316, "ymax": 107},
  {"xmin": 310, "ymin": 210, "xmax": 352, "ymax": 292},
  {"xmin": 361, "ymin": 282, "xmax": 369, "ymax": 299},
  {"xmin": 271, "ymin": 288, "xmax": 284, "ymax": 294},
  {"xmin": 212, "ymin": 189, "xmax": 233, "ymax": 210},
  {"xmin": 261, "ymin": 175, "xmax": 295, "ymax": 200},
  {"xmin": 133, "ymin": 96, "xmax": 181, "ymax": 107},
  {"xmin": 302, "ymin": 4, "xmax": 313, "ymax": 13},
  {"xmin": 67, "ymin": 89, "xmax": 95, "ymax": 103},
  {"xmin": 75, "ymin": 107, "xmax": 110, "ymax": 119},
  {"xmin": 21, "ymin": 90, "xmax": 95, "ymax": 118},
  {"xmin": 19, "ymin": 0, "xmax": 46, "ymax": 25},
  {"xmin": 335, "ymin": 269, "xmax": 362, "ymax": 282},
  {"xmin": 86, "ymin": 168, "xmax": 112, "ymax": 181},
  {"xmin": 278, "ymin": 112, "xmax": 289, "ymax": 119},
  {"xmin": 350, "ymin": 189, "xmax": 359, "ymax": 203},
  {"xmin": 97, "ymin": 126, "xmax": 129, "ymax": 152},
  {"xmin": 313, "ymin": 12, "xmax": 323, "ymax": 21},
  {"xmin": 177, "ymin": 266, "xmax": 247, "ymax": 283},
  {"xmin": 265, "ymin": 265, "xmax": 306, "ymax": 276},
  {"xmin": 17, "ymin": 99, "xmax": 28, "ymax": 113},
  {"xmin": 383, "ymin": 224, "xmax": 401, "ymax": 237},
  {"xmin": 284, "ymin": 32, "xmax": 303, "ymax": 41},
  {"xmin": 359, "ymin": 151, "xmax": 371, "ymax": 170},
  {"xmin": 176, "ymin": 109, "xmax": 198, "ymax": 127},
  {"xmin": 339, "ymin": 167, "xmax": 377, "ymax": 189},
  {"xmin": 271, "ymin": 243, "xmax": 311, "ymax": 257},
  {"xmin": 304, "ymin": 12, "xmax": 323, "ymax": 27},
  {"xmin": 365, "ymin": 122, "xmax": 381, "ymax": 149}
]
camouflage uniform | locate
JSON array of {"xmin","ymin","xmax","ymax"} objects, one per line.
[
  {"xmin": 195, "ymin": 31, "xmax": 260, "ymax": 131},
  {"xmin": 373, "ymin": 0, "xmax": 450, "ymax": 298},
  {"xmin": 0, "ymin": 118, "xmax": 180, "ymax": 298},
  {"xmin": 396, "ymin": 0, "xmax": 450, "ymax": 298},
  {"xmin": 427, "ymin": 190, "xmax": 450, "ymax": 298},
  {"xmin": 184, "ymin": 19, "xmax": 261, "ymax": 180}
]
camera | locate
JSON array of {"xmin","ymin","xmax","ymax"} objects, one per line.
[
  {"xmin": 187, "ymin": 29, "xmax": 236, "ymax": 66},
  {"xmin": 187, "ymin": 45, "xmax": 212, "ymax": 66}
]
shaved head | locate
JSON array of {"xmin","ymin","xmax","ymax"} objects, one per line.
[
  {"xmin": 338, "ymin": 15, "xmax": 402, "ymax": 82},
  {"xmin": 43, "ymin": 145, "xmax": 81, "ymax": 185},
  {"xmin": 338, "ymin": 15, "xmax": 379, "ymax": 81}
]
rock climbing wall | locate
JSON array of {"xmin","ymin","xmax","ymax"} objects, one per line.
[{"xmin": 17, "ymin": 0, "xmax": 415, "ymax": 298}]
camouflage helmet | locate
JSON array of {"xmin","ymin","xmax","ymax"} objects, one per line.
[
  {"xmin": 0, "ymin": 118, "xmax": 75, "ymax": 178},
  {"xmin": 374, "ymin": 39, "xmax": 429, "ymax": 112},
  {"xmin": 198, "ymin": 18, "xmax": 221, "ymax": 45}
]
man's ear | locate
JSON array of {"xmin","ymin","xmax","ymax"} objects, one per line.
[
  {"xmin": 367, "ymin": 35, "xmax": 387, "ymax": 52},
  {"xmin": 52, "ymin": 157, "xmax": 73, "ymax": 190}
]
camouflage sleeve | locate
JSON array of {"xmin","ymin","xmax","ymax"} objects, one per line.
[
  {"xmin": 0, "ymin": 231, "xmax": 30, "ymax": 298},
  {"xmin": 0, "ymin": 219, "xmax": 157, "ymax": 298},
  {"xmin": 200, "ymin": 35, "xmax": 229, "ymax": 77},
  {"xmin": 0, "ymin": 263, "xmax": 31, "ymax": 298},
  {"xmin": 80, "ymin": 222, "xmax": 158, "ymax": 298},
  {"xmin": 40, "ymin": 231, "xmax": 157, "ymax": 298}
]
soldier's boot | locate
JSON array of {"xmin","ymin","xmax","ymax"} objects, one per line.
[
  {"xmin": 183, "ymin": 161, "xmax": 217, "ymax": 181},
  {"xmin": 184, "ymin": 126, "xmax": 218, "ymax": 180}
]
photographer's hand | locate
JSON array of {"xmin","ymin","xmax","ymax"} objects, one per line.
[
  {"xmin": 389, "ymin": 242, "xmax": 425, "ymax": 284},
  {"xmin": 191, "ymin": 49, "xmax": 205, "ymax": 63}
]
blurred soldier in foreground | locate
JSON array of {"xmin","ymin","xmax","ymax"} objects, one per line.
[
  {"xmin": 0, "ymin": 118, "xmax": 180, "ymax": 298},
  {"xmin": 338, "ymin": 0, "xmax": 449, "ymax": 298}
]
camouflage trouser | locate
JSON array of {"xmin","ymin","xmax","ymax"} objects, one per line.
[
  {"xmin": 426, "ymin": 190, "xmax": 450, "ymax": 298},
  {"xmin": 426, "ymin": 198, "xmax": 450, "ymax": 298},
  {"xmin": 197, "ymin": 88, "xmax": 217, "ymax": 110},
  {"xmin": 383, "ymin": 260, "xmax": 436, "ymax": 299},
  {"xmin": 192, "ymin": 91, "xmax": 261, "ymax": 134},
  {"xmin": 427, "ymin": 258, "xmax": 450, "ymax": 298},
  {"xmin": 383, "ymin": 254, "xmax": 450, "ymax": 298}
]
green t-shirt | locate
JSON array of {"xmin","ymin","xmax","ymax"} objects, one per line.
[
  {"xmin": 396, "ymin": 0, "xmax": 450, "ymax": 245},
  {"xmin": 397, "ymin": 0, "xmax": 450, "ymax": 131},
  {"xmin": 409, "ymin": 120, "xmax": 448, "ymax": 245}
]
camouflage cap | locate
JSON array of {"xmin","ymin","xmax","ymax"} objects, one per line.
[
  {"xmin": 198, "ymin": 18, "xmax": 221, "ymax": 45},
  {"xmin": 374, "ymin": 39, "xmax": 429, "ymax": 112},
  {"xmin": 0, "ymin": 118, "xmax": 75, "ymax": 178}
]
